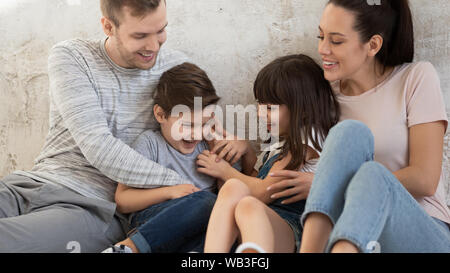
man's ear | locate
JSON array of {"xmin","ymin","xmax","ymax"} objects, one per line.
[
  {"xmin": 153, "ymin": 104, "xmax": 167, "ymax": 123},
  {"xmin": 101, "ymin": 16, "xmax": 115, "ymax": 37},
  {"xmin": 367, "ymin": 34, "xmax": 384, "ymax": 57}
]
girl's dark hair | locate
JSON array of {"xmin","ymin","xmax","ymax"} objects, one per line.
[
  {"xmin": 154, "ymin": 62, "xmax": 220, "ymax": 117},
  {"xmin": 328, "ymin": 0, "xmax": 414, "ymax": 68},
  {"xmin": 254, "ymin": 54, "xmax": 340, "ymax": 171}
]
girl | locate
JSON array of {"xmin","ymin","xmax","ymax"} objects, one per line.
[{"xmin": 197, "ymin": 54, "xmax": 340, "ymax": 253}]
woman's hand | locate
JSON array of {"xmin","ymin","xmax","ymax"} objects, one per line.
[
  {"xmin": 267, "ymin": 171, "xmax": 314, "ymax": 204},
  {"xmin": 168, "ymin": 184, "xmax": 200, "ymax": 200},
  {"xmin": 197, "ymin": 150, "xmax": 233, "ymax": 180},
  {"xmin": 210, "ymin": 139, "xmax": 249, "ymax": 165}
]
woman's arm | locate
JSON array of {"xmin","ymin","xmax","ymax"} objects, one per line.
[
  {"xmin": 393, "ymin": 121, "xmax": 446, "ymax": 198},
  {"xmin": 115, "ymin": 183, "xmax": 200, "ymax": 214}
]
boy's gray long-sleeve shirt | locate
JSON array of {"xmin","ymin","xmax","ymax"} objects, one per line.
[{"xmin": 14, "ymin": 38, "xmax": 189, "ymax": 202}]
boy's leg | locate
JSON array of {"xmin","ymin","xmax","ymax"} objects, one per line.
[{"xmin": 129, "ymin": 190, "xmax": 217, "ymax": 253}]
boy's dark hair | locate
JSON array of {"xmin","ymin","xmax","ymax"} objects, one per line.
[
  {"xmin": 154, "ymin": 62, "xmax": 220, "ymax": 117},
  {"xmin": 254, "ymin": 54, "xmax": 340, "ymax": 171},
  {"xmin": 100, "ymin": 0, "xmax": 165, "ymax": 26},
  {"xmin": 328, "ymin": 0, "xmax": 414, "ymax": 68}
]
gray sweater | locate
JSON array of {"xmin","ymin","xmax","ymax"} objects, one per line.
[{"xmin": 14, "ymin": 38, "xmax": 189, "ymax": 202}]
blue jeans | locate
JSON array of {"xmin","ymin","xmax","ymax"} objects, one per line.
[
  {"xmin": 301, "ymin": 120, "xmax": 450, "ymax": 253},
  {"xmin": 128, "ymin": 190, "xmax": 217, "ymax": 253}
]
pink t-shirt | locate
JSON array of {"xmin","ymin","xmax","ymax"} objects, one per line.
[{"xmin": 332, "ymin": 61, "xmax": 450, "ymax": 224}]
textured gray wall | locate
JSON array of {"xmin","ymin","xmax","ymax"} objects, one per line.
[{"xmin": 0, "ymin": 0, "xmax": 449, "ymax": 183}]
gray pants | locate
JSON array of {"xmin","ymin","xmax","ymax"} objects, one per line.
[{"xmin": 0, "ymin": 174, "xmax": 127, "ymax": 253}]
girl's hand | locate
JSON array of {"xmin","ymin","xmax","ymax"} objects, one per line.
[
  {"xmin": 267, "ymin": 171, "xmax": 314, "ymax": 204},
  {"xmin": 197, "ymin": 150, "xmax": 233, "ymax": 179},
  {"xmin": 210, "ymin": 139, "xmax": 249, "ymax": 164},
  {"xmin": 169, "ymin": 184, "xmax": 200, "ymax": 200}
]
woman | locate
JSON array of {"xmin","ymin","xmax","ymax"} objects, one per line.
[{"xmin": 269, "ymin": 0, "xmax": 450, "ymax": 253}]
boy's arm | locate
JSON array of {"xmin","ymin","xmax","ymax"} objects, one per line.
[
  {"xmin": 115, "ymin": 184, "xmax": 173, "ymax": 214},
  {"xmin": 49, "ymin": 44, "xmax": 187, "ymax": 188},
  {"xmin": 115, "ymin": 183, "xmax": 199, "ymax": 214}
]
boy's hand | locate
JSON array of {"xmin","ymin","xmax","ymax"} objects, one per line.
[
  {"xmin": 210, "ymin": 139, "xmax": 249, "ymax": 165},
  {"xmin": 197, "ymin": 151, "xmax": 232, "ymax": 179},
  {"xmin": 169, "ymin": 184, "xmax": 200, "ymax": 200}
]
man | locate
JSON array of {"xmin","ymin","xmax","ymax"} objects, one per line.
[{"xmin": 0, "ymin": 0, "xmax": 192, "ymax": 253}]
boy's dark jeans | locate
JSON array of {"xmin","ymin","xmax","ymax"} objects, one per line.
[{"xmin": 128, "ymin": 190, "xmax": 217, "ymax": 253}]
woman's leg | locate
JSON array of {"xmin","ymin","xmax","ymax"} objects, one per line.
[
  {"xmin": 234, "ymin": 196, "xmax": 296, "ymax": 253},
  {"xmin": 300, "ymin": 120, "xmax": 375, "ymax": 253},
  {"xmin": 327, "ymin": 161, "xmax": 450, "ymax": 253},
  {"xmin": 204, "ymin": 179, "xmax": 251, "ymax": 253}
]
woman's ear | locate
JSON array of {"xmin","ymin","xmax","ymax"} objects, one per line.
[
  {"xmin": 153, "ymin": 104, "xmax": 167, "ymax": 123},
  {"xmin": 367, "ymin": 34, "xmax": 384, "ymax": 57}
]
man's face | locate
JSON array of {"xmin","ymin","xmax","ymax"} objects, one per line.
[{"xmin": 104, "ymin": 1, "xmax": 168, "ymax": 70}]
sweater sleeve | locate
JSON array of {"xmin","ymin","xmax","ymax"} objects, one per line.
[{"xmin": 48, "ymin": 44, "xmax": 186, "ymax": 188}]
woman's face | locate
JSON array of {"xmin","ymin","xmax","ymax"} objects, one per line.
[{"xmin": 318, "ymin": 3, "xmax": 372, "ymax": 82}]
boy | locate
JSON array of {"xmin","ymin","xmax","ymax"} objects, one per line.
[{"xmin": 103, "ymin": 62, "xmax": 230, "ymax": 253}]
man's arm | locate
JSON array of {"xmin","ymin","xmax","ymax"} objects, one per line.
[{"xmin": 48, "ymin": 44, "xmax": 185, "ymax": 188}]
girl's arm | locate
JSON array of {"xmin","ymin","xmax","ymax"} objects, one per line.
[
  {"xmin": 115, "ymin": 183, "xmax": 200, "ymax": 214},
  {"xmin": 197, "ymin": 151, "xmax": 291, "ymax": 204},
  {"xmin": 393, "ymin": 121, "xmax": 446, "ymax": 198},
  {"xmin": 208, "ymin": 139, "xmax": 257, "ymax": 176},
  {"xmin": 241, "ymin": 144, "xmax": 258, "ymax": 176}
]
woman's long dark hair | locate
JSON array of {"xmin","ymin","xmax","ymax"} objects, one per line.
[
  {"xmin": 254, "ymin": 54, "xmax": 340, "ymax": 171},
  {"xmin": 328, "ymin": 0, "xmax": 414, "ymax": 68}
]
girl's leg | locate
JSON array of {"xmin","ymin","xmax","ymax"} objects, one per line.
[
  {"xmin": 300, "ymin": 120, "xmax": 375, "ymax": 253},
  {"xmin": 327, "ymin": 161, "xmax": 450, "ymax": 253},
  {"xmin": 204, "ymin": 179, "xmax": 251, "ymax": 253},
  {"xmin": 234, "ymin": 196, "xmax": 296, "ymax": 253}
]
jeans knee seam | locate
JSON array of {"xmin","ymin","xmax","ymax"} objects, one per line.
[{"xmin": 301, "ymin": 205, "xmax": 337, "ymax": 228}]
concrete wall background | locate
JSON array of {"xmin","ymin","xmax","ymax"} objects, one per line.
[{"xmin": 0, "ymin": 0, "xmax": 449, "ymax": 182}]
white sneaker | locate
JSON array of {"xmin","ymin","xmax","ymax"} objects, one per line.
[
  {"xmin": 101, "ymin": 244, "xmax": 133, "ymax": 253},
  {"xmin": 235, "ymin": 242, "xmax": 267, "ymax": 253}
]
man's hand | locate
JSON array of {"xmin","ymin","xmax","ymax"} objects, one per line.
[{"xmin": 267, "ymin": 171, "xmax": 314, "ymax": 204}]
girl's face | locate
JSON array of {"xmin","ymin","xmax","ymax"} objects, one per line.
[
  {"xmin": 318, "ymin": 3, "xmax": 372, "ymax": 82},
  {"xmin": 258, "ymin": 103, "xmax": 290, "ymax": 137}
]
